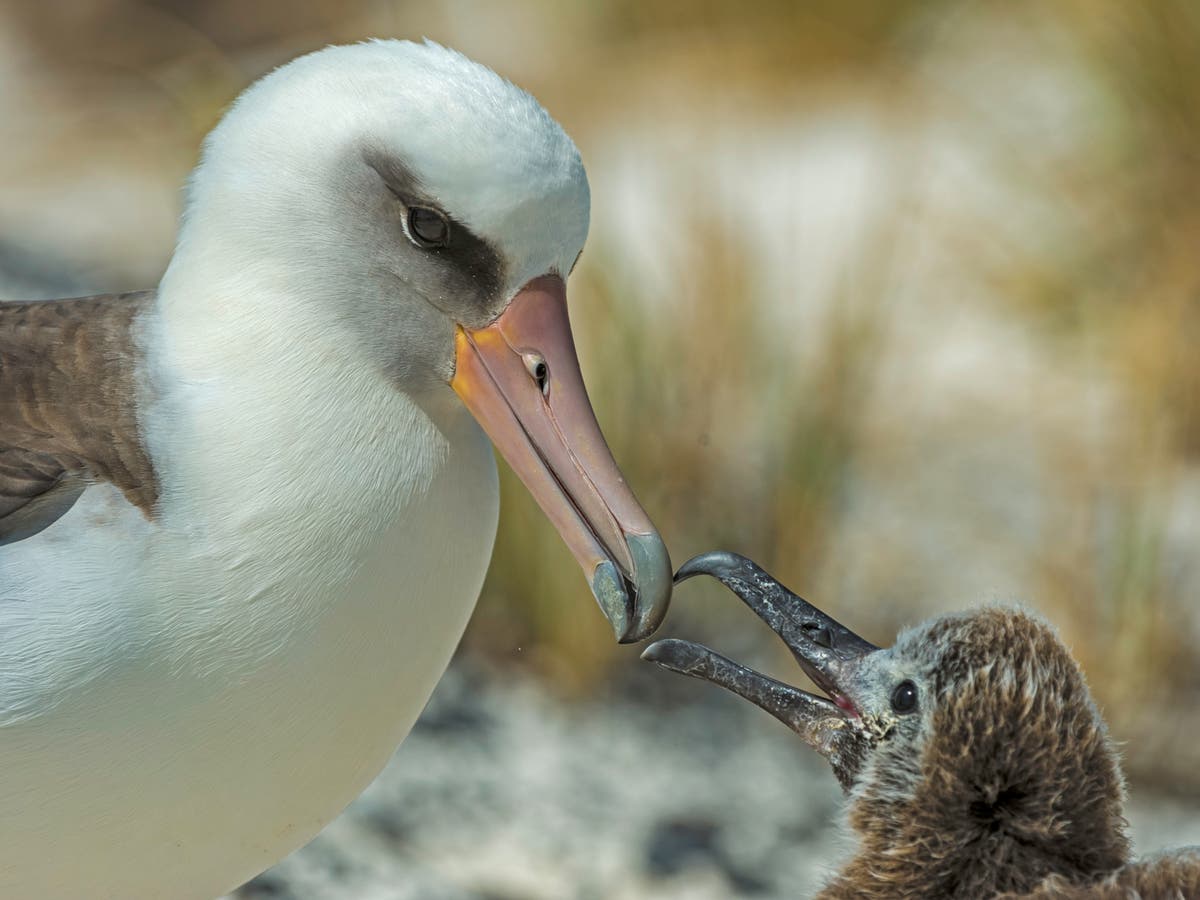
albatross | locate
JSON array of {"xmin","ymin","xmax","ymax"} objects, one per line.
[
  {"xmin": 645, "ymin": 553, "xmax": 1200, "ymax": 898},
  {"xmin": 0, "ymin": 40, "xmax": 671, "ymax": 898}
]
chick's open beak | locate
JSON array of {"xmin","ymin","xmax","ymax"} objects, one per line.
[
  {"xmin": 643, "ymin": 551, "xmax": 878, "ymax": 789},
  {"xmin": 451, "ymin": 274, "xmax": 671, "ymax": 643}
]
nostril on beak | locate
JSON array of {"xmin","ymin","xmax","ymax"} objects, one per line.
[{"xmin": 806, "ymin": 625, "xmax": 834, "ymax": 649}]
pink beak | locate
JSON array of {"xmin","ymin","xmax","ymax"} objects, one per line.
[{"xmin": 451, "ymin": 275, "xmax": 671, "ymax": 642}]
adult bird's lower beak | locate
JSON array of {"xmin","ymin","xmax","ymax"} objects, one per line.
[
  {"xmin": 451, "ymin": 274, "xmax": 671, "ymax": 643},
  {"xmin": 643, "ymin": 551, "xmax": 878, "ymax": 788}
]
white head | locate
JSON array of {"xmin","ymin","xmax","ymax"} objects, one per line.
[
  {"xmin": 165, "ymin": 39, "xmax": 589, "ymax": 389},
  {"xmin": 159, "ymin": 40, "xmax": 672, "ymax": 643}
]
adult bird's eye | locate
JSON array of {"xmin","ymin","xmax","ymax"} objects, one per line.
[
  {"xmin": 891, "ymin": 680, "xmax": 918, "ymax": 715},
  {"xmin": 406, "ymin": 206, "xmax": 450, "ymax": 248}
]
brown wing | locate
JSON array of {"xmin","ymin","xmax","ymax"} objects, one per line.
[{"xmin": 0, "ymin": 292, "xmax": 159, "ymax": 545}]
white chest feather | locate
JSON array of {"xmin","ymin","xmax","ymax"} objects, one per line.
[{"xmin": 0, "ymin": 357, "xmax": 499, "ymax": 898}]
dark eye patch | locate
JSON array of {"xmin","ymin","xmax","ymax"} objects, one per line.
[{"xmin": 363, "ymin": 148, "xmax": 506, "ymax": 319}]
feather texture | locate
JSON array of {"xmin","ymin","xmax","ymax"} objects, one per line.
[{"xmin": 0, "ymin": 292, "xmax": 157, "ymax": 544}]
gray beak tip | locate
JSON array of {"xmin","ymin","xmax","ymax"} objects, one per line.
[
  {"xmin": 640, "ymin": 638, "xmax": 673, "ymax": 664},
  {"xmin": 591, "ymin": 561, "xmax": 632, "ymax": 642},
  {"xmin": 594, "ymin": 546, "xmax": 674, "ymax": 644},
  {"xmin": 623, "ymin": 532, "xmax": 673, "ymax": 642},
  {"xmin": 674, "ymin": 550, "xmax": 747, "ymax": 584},
  {"xmin": 640, "ymin": 637, "xmax": 706, "ymax": 674}
]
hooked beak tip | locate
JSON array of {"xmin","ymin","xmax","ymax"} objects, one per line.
[
  {"xmin": 625, "ymin": 532, "xmax": 672, "ymax": 641},
  {"xmin": 673, "ymin": 550, "xmax": 748, "ymax": 585},
  {"xmin": 590, "ymin": 534, "xmax": 673, "ymax": 644}
]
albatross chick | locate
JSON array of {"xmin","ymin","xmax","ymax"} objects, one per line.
[{"xmin": 645, "ymin": 551, "xmax": 1200, "ymax": 899}]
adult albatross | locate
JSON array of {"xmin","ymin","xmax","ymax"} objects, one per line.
[{"xmin": 0, "ymin": 41, "xmax": 671, "ymax": 898}]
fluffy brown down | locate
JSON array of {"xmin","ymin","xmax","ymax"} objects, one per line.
[
  {"xmin": 1007, "ymin": 848, "xmax": 1200, "ymax": 899},
  {"xmin": 817, "ymin": 609, "xmax": 1163, "ymax": 899}
]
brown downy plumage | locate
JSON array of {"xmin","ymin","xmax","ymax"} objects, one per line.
[{"xmin": 644, "ymin": 552, "xmax": 1200, "ymax": 899}]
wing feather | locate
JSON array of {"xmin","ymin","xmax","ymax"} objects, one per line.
[{"xmin": 0, "ymin": 292, "xmax": 158, "ymax": 545}]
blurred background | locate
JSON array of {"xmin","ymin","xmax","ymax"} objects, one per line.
[{"xmin": 4, "ymin": 1, "xmax": 1200, "ymax": 897}]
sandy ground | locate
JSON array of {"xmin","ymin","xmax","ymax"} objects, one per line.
[{"xmin": 228, "ymin": 660, "xmax": 1200, "ymax": 900}]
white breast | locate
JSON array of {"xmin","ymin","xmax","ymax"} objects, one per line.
[{"xmin": 0, "ymin": 345, "xmax": 499, "ymax": 898}]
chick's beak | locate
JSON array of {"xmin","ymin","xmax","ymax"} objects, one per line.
[
  {"xmin": 450, "ymin": 274, "xmax": 671, "ymax": 643},
  {"xmin": 672, "ymin": 551, "xmax": 878, "ymax": 709},
  {"xmin": 643, "ymin": 551, "xmax": 879, "ymax": 789}
]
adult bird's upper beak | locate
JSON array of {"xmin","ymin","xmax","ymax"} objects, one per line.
[
  {"xmin": 451, "ymin": 274, "xmax": 671, "ymax": 643},
  {"xmin": 643, "ymin": 551, "xmax": 879, "ymax": 789}
]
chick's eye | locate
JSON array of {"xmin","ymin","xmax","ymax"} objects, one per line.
[
  {"xmin": 891, "ymin": 680, "xmax": 918, "ymax": 715},
  {"xmin": 407, "ymin": 206, "xmax": 450, "ymax": 248}
]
